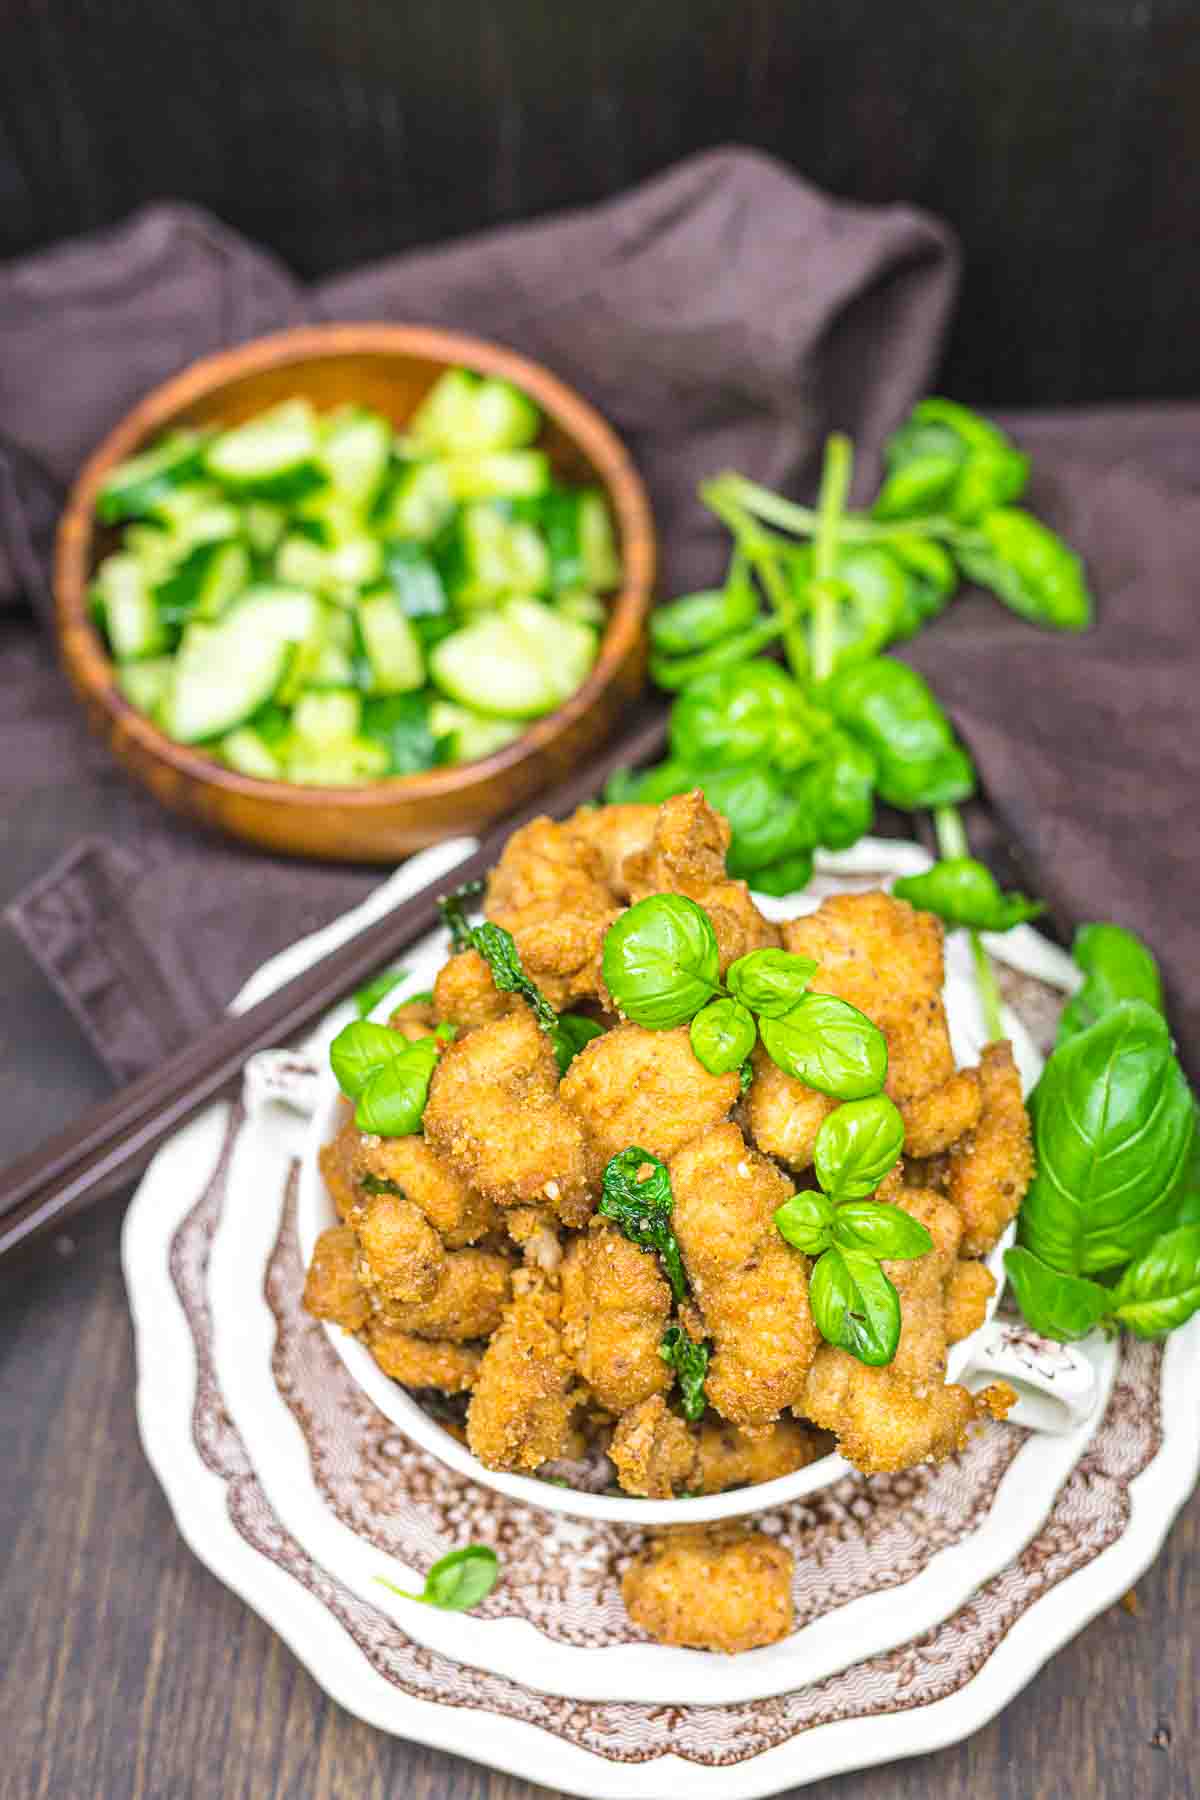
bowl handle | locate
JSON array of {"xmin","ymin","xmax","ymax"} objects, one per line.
[{"xmin": 958, "ymin": 1317, "xmax": 1101, "ymax": 1434}]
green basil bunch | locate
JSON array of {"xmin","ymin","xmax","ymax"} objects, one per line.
[
  {"xmin": 329, "ymin": 1019, "xmax": 448, "ymax": 1136},
  {"xmin": 774, "ymin": 1095, "xmax": 931, "ymax": 1365}
]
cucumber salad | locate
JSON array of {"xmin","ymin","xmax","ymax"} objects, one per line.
[{"xmin": 90, "ymin": 368, "xmax": 622, "ymax": 783}]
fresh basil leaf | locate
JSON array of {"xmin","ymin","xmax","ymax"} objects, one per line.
[
  {"xmin": 598, "ymin": 1147, "xmax": 688, "ymax": 1301},
  {"xmin": 809, "ymin": 1247, "xmax": 901, "ymax": 1365},
  {"xmin": 831, "ymin": 1200, "xmax": 933, "ymax": 1260},
  {"xmin": 603, "ymin": 758, "xmax": 700, "ymax": 807},
  {"xmin": 1003, "ymin": 1247, "xmax": 1111, "ymax": 1341},
  {"xmin": 758, "ymin": 991, "xmax": 888, "ymax": 1099},
  {"xmin": 726, "ymin": 948, "xmax": 819, "ymax": 1019},
  {"xmin": 378, "ymin": 1544, "xmax": 500, "ymax": 1612},
  {"xmin": 649, "ymin": 577, "xmax": 759, "ymax": 657},
  {"xmin": 354, "ymin": 1039, "xmax": 440, "ymax": 1136},
  {"xmin": 330, "ymin": 1019, "xmax": 410, "ymax": 1099},
  {"xmin": 354, "ymin": 964, "xmax": 410, "ymax": 1019},
  {"xmin": 873, "ymin": 399, "xmax": 1029, "ymax": 526},
  {"xmin": 813, "ymin": 1094, "xmax": 905, "ymax": 1199},
  {"xmin": 956, "ymin": 507, "xmax": 1092, "ymax": 633},
  {"xmin": 893, "ymin": 858, "xmax": 1044, "ymax": 933},
  {"xmin": 1020, "ymin": 1000, "xmax": 1195, "ymax": 1274},
  {"xmin": 601, "ymin": 894, "xmax": 721, "ymax": 1030},
  {"xmin": 468, "ymin": 920, "xmax": 559, "ymax": 1033},
  {"xmin": 689, "ymin": 997, "xmax": 757, "ymax": 1074},
  {"xmin": 668, "ymin": 658, "xmax": 822, "ymax": 771},
  {"xmin": 774, "ymin": 1190, "xmax": 836, "ymax": 1255},
  {"xmin": 1057, "ymin": 921, "xmax": 1164, "ymax": 1045},
  {"xmin": 359, "ymin": 1174, "xmax": 405, "ymax": 1198},
  {"xmin": 1108, "ymin": 1225, "xmax": 1200, "ymax": 1339},
  {"xmin": 551, "ymin": 1012, "xmax": 604, "ymax": 1075},
  {"xmin": 824, "ymin": 656, "xmax": 976, "ymax": 811},
  {"xmin": 658, "ymin": 1324, "xmax": 710, "ymax": 1421},
  {"xmin": 747, "ymin": 849, "xmax": 816, "ymax": 898}
]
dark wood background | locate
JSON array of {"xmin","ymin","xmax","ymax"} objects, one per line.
[{"xmin": 2, "ymin": 3, "xmax": 1199, "ymax": 1795}]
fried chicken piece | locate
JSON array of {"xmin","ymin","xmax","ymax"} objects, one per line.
[
  {"xmin": 354, "ymin": 1134, "xmax": 497, "ymax": 1247},
  {"xmin": 560, "ymin": 1022, "xmax": 740, "ymax": 1167},
  {"xmin": 949, "ymin": 1041, "xmax": 1034, "ymax": 1255},
  {"xmin": 671, "ymin": 1122, "xmax": 818, "ymax": 1432},
  {"xmin": 318, "ymin": 1107, "xmax": 361, "ymax": 1220},
  {"xmin": 742, "ymin": 1044, "xmax": 838, "ymax": 1171},
  {"xmin": 466, "ymin": 1279, "xmax": 578, "ymax": 1471},
  {"xmin": 802, "ymin": 1187, "xmax": 1012, "ymax": 1473},
  {"xmin": 484, "ymin": 815, "xmax": 620, "ymax": 1010},
  {"xmin": 424, "ymin": 1009, "xmax": 595, "ymax": 1225},
  {"xmin": 623, "ymin": 791, "xmax": 781, "ymax": 975},
  {"xmin": 899, "ymin": 1067, "xmax": 982, "ymax": 1158},
  {"xmin": 565, "ymin": 802, "xmax": 657, "ymax": 899},
  {"xmin": 945, "ymin": 1259, "xmax": 996, "ymax": 1344},
  {"xmin": 366, "ymin": 1321, "xmax": 483, "ymax": 1393},
  {"xmin": 354, "ymin": 1190, "xmax": 445, "ymax": 1304},
  {"xmin": 432, "ymin": 949, "xmax": 519, "ymax": 1033},
  {"xmin": 781, "ymin": 891, "xmax": 955, "ymax": 1105},
  {"xmin": 622, "ymin": 1528, "xmax": 794, "ymax": 1654},
  {"xmin": 694, "ymin": 1416, "xmax": 831, "ymax": 1494},
  {"xmin": 610, "ymin": 1394, "xmax": 698, "ymax": 1498},
  {"xmin": 385, "ymin": 997, "xmax": 439, "ymax": 1041},
  {"xmin": 302, "ymin": 1224, "xmax": 370, "ymax": 1331},
  {"xmin": 379, "ymin": 1247, "xmax": 512, "ymax": 1342},
  {"xmin": 561, "ymin": 1223, "xmax": 673, "ymax": 1412}
]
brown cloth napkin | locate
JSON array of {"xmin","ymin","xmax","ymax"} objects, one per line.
[{"xmin": 1, "ymin": 147, "xmax": 1197, "ymax": 1087}]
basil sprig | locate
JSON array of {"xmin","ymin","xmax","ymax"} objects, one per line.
[
  {"xmin": 658, "ymin": 1324, "xmax": 710, "ymax": 1421},
  {"xmin": 377, "ymin": 1544, "xmax": 499, "ymax": 1612},
  {"xmin": 329, "ymin": 1019, "xmax": 446, "ymax": 1137},
  {"xmin": 597, "ymin": 1148, "xmax": 687, "ymax": 1301}
]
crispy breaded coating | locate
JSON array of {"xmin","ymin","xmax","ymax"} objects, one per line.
[
  {"xmin": 466, "ymin": 1281, "xmax": 577, "ymax": 1471},
  {"xmin": 385, "ymin": 997, "xmax": 439, "ymax": 1041},
  {"xmin": 355, "ymin": 1134, "xmax": 497, "ymax": 1247},
  {"xmin": 802, "ymin": 1187, "xmax": 1010, "ymax": 1473},
  {"xmin": 622, "ymin": 1528, "xmax": 794, "ymax": 1654},
  {"xmin": 318, "ymin": 1108, "xmax": 361, "ymax": 1220},
  {"xmin": 380, "ymin": 1248, "xmax": 512, "ymax": 1342},
  {"xmin": 366, "ymin": 1321, "xmax": 483, "ymax": 1393},
  {"xmin": 561, "ymin": 1223, "xmax": 673, "ymax": 1412},
  {"xmin": 565, "ymin": 802, "xmax": 658, "ymax": 898},
  {"xmin": 949, "ymin": 1041, "xmax": 1034, "ymax": 1255},
  {"xmin": 899, "ymin": 1067, "xmax": 982, "ymax": 1157},
  {"xmin": 424, "ymin": 1010, "xmax": 595, "ymax": 1225},
  {"xmin": 945, "ymin": 1259, "xmax": 996, "ymax": 1344},
  {"xmin": 610, "ymin": 1394, "xmax": 698, "ymax": 1497},
  {"xmin": 560, "ymin": 1022, "xmax": 739, "ymax": 1167},
  {"xmin": 742, "ymin": 1043, "xmax": 838, "ymax": 1172},
  {"xmin": 504, "ymin": 1205, "xmax": 563, "ymax": 1274},
  {"xmin": 782, "ymin": 891, "xmax": 955, "ymax": 1105},
  {"xmin": 623, "ymin": 790, "xmax": 781, "ymax": 974},
  {"xmin": 432, "ymin": 949, "xmax": 519, "ymax": 1033},
  {"xmin": 354, "ymin": 1190, "xmax": 445, "ymax": 1304},
  {"xmin": 303, "ymin": 1225, "xmax": 371, "ymax": 1330},
  {"xmin": 671, "ymin": 1122, "xmax": 818, "ymax": 1432},
  {"xmin": 694, "ymin": 1416, "xmax": 831, "ymax": 1494},
  {"xmin": 484, "ymin": 815, "xmax": 620, "ymax": 1010}
]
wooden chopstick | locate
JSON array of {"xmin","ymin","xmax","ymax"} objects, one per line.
[{"xmin": 0, "ymin": 708, "xmax": 668, "ymax": 1261}]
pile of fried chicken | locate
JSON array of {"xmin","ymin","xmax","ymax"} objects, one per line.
[{"xmin": 304, "ymin": 792, "xmax": 1032, "ymax": 1653}]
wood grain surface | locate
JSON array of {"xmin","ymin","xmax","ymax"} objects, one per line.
[{"xmin": 0, "ymin": 716, "xmax": 1195, "ymax": 1800}]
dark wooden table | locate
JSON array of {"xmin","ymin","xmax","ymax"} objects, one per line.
[{"xmin": 0, "ymin": 703, "xmax": 1195, "ymax": 1800}]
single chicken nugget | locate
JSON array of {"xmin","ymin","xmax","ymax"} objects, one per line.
[
  {"xmin": 302, "ymin": 1224, "xmax": 370, "ymax": 1331},
  {"xmin": 560, "ymin": 1022, "xmax": 739, "ymax": 1168},
  {"xmin": 622, "ymin": 1529, "xmax": 794, "ymax": 1654}
]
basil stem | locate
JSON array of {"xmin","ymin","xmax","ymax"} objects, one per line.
[
  {"xmin": 809, "ymin": 433, "xmax": 854, "ymax": 686},
  {"xmin": 933, "ymin": 803, "xmax": 1004, "ymax": 1041}
]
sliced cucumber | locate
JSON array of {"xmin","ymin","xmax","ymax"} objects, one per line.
[
  {"xmin": 293, "ymin": 491, "xmax": 369, "ymax": 548},
  {"xmin": 320, "ymin": 407, "xmax": 391, "ymax": 506},
  {"xmin": 116, "ymin": 655, "xmax": 174, "ymax": 715},
  {"xmin": 505, "ymin": 596, "xmax": 598, "ymax": 693},
  {"xmin": 444, "ymin": 450, "xmax": 550, "ymax": 501},
  {"xmin": 428, "ymin": 700, "xmax": 524, "ymax": 763},
  {"xmin": 220, "ymin": 726, "xmax": 284, "ymax": 780},
  {"xmin": 161, "ymin": 586, "xmax": 320, "ymax": 743},
  {"xmin": 439, "ymin": 501, "xmax": 550, "ymax": 606},
  {"xmin": 430, "ymin": 597, "xmax": 596, "ymax": 719},
  {"xmin": 95, "ymin": 554, "xmax": 168, "ymax": 659},
  {"xmin": 243, "ymin": 502, "xmax": 288, "ymax": 556},
  {"xmin": 155, "ymin": 540, "xmax": 250, "ymax": 630},
  {"xmin": 291, "ymin": 687, "xmax": 362, "ymax": 745},
  {"xmin": 384, "ymin": 541, "xmax": 450, "ymax": 622},
  {"xmin": 362, "ymin": 691, "xmax": 443, "ymax": 774},
  {"xmin": 311, "ymin": 638, "xmax": 356, "ymax": 685},
  {"xmin": 357, "ymin": 591, "xmax": 425, "ymax": 694},
  {"xmin": 373, "ymin": 459, "xmax": 454, "ymax": 541},
  {"xmin": 578, "ymin": 489, "xmax": 621, "ymax": 591},
  {"xmin": 411, "ymin": 369, "xmax": 541, "ymax": 454},
  {"xmin": 556, "ymin": 588, "xmax": 607, "ymax": 627},
  {"xmin": 275, "ymin": 533, "xmax": 383, "ymax": 600},
  {"xmin": 205, "ymin": 400, "xmax": 326, "ymax": 500},
  {"xmin": 283, "ymin": 738, "xmax": 390, "ymax": 786},
  {"xmin": 96, "ymin": 432, "xmax": 209, "ymax": 523}
]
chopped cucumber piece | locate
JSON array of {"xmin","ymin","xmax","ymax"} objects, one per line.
[
  {"xmin": 578, "ymin": 489, "xmax": 621, "ymax": 591},
  {"xmin": 311, "ymin": 638, "xmax": 356, "ymax": 686},
  {"xmin": 275, "ymin": 533, "xmax": 383, "ymax": 600},
  {"xmin": 428, "ymin": 700, "xmax": 524, "ymax": 763},
  {"xmin": 123, "ymin": 524, "xmax": 176, "ymax": 583},
  {"xmin": 556, "ymin": 588, "xmax": 607, "ymax": 628},
  {"xmin": 362, "ymin": 691, "xmax": 444, "ymax": 774},
  {"xmin": 155, "ymin": 540, "xmax": 250, "ymax": 630},
  {"xmin": 220, "ymin": 727, "xmax": 283, "ymax": 780},
  {"xmin": 444, "ymin": 450, "xmax": 550, "ymax": 501},
  {"xmin": 116, "ymin": 655, "xmax": 175, "ymax": 715},
  {"xmin": 95, "ymin": 554, "xmax": 168, "ymax": 659},
  {"xmin": 384, "ymin": 541, "xmax": 450, "ymax": 621},
  {"xmin": 320, "ymin": 407, "xmax": 391, "ymax": 506},
  {"xmin": 439, "ymin": 501, "xmax": 550, "ymax": 606},
  {"xmin": 96, "ymin": 432, "xmax": 209, "ymax": 523},
  {"xmin": 161, "ymin": 586, "xmax": 321, "ymax": 743},
  {"xmin": 430, "ymin": 597, "xmax": 597, "ymax": 718},
  {"xmin": 358, "ymin": 591, "xmax": 425, "ymax": 694},
  {"xmin": 243, "ymin": 502, "xmax": 288, "ymax": 556},
  {"xmin": 291, "ymin": 687, "xmax": 363, "ymax": 745},
  {"xmin": 373, "ymin": 459, "xmax": 454, "ymax": 541},
  {"xmin": 284, "ymin": 738, "xmax": 391, "ymax": 785},
  {"xmin": 411, "ymin": 369, "xmax": 541, "ymax": 454},
  {"xmin": 205, "ymin": 400, "xmax": 327, "ymax": 500}
]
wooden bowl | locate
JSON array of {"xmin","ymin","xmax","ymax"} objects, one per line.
[{"xmin": 55, "ymin": 324, "xmax": 655, "ymax": 862}]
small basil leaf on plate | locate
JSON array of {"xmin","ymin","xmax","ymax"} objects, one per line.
[
  {"xmin": 758, "ymin": 992, "xmax": 888, "ymax": 1099},
  {"xmin": 810, "ymin": 1246, "xmax": 901, "ymax": 1365},
  {"xmin": 831, "ymin": 1200, "xmax": 933, "ymax": 1261},
  {"xmin": 726, "ymin": 947, "xmax": 819, "ymax": 1018},
  {"xmin": 1108, "ymin": 1225, "xmax": 1200, "ymax": 1339},
  {"xmin": 774, "ymin": 1191, "xmax": 836, "ymax": 1256},
  {"xmin": 330, "ymin": 1019, "xmax": 410, "ymax": 1099},
  {"xmin": 689, "ymin": 997, "xmax": 757, "ymax": 1074},
  {"xmin": 601, "ymin": 894, "xmax": 721, "ymax": 1030},
  {"xmin": 1003, "ymin": 1246, "xmax": 1112, "ymax": 1342},
  {"xmin": 378, "ymin": 1544, "xmax": 500, "ymax": 1612},
  {"xmin": 813, "ymin": 1094, "xmax": 905, "ymax": 1200}
]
